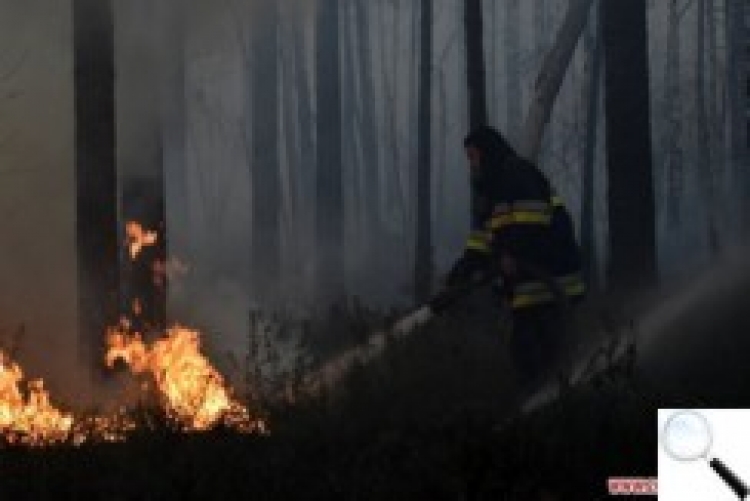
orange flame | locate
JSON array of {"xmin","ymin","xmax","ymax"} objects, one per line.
[
  {"xmin": 0, "ymin": 219, "xmax": 266, "ymax": 447},
  {"xmin": 125, "ymin": 221, "xmax": 158, "ymax": 260},
  {"xmin": 0, "ymin": 351, "xmax": 74, "ymax": 446},
  {"xmin": 105, "ymin": 325, "xmax": 266, "ymax": 433}
]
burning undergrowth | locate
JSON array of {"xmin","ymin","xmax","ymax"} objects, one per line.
[
  {"xmin": 0, "ymin": 324, "xmax": 267, "ymax": 447},
  {"xmin": 105, "ymin": 323, "xmax": 266, "ymax": 434},
  {"xmin": 0, "ymin": 351, "xmax": 75, "ymax": 446},
  {"xmin": 0, "ymin": 221, "xmax": 267, "ymax": 447}
]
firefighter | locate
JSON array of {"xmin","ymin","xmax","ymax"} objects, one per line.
[{"xmin": 444, "ymin": 125, "xmax": 585, "ymax": 397}]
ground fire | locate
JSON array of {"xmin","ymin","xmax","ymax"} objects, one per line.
[
  {"xmin": 0, "ymin": 350, "xmax": 74, "ymax": 446},
  {"xmin": 0, "ymin": 221, "xmax": 266, "ymax": 447},
  {"xmin": 105, "ymin": 324, "xmax": 266, "ymax": 433}
]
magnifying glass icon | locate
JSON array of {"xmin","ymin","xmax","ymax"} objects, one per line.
[{"xmin": 662, "ymin": 410, "xmax": 749, "ymax": 498}]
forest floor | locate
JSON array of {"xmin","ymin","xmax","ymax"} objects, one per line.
[{"xmin": 1, "ymin": 292, "xmax": 663, "ymax": 500}]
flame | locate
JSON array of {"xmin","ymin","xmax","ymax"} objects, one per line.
[
  {"xmin": 125, "ymin": 221, "xmax": 158, "ymax": 260},
  {"xmin": 105, "ymin": 325, "xmax": 266, "ymax": 433},
  {"xmin": 0, "ymin": 351, "xmax": 74, "ymax": 446},
  {"xmin": 0, "ymin": 219, "xmax": 266, "ymax": 447}
]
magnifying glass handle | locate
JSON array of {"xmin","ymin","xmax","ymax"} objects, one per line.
[{"xmin": 710, "ymin": 458, "xmax": 749, "ymax": 499}]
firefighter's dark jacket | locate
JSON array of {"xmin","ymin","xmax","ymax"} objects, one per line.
[{"xmin": 447, "ymin": 153, "xmax": 585, "ymax": 309}]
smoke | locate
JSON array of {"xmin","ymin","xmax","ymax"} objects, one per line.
[{"xmin": 635, "ymin": 246, "xmax": 750, "ymax": 405}]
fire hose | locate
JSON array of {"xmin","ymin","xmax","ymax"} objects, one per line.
[{"xmin": 301, "ymin": 261, "xmax": 573, "ymax": 396}]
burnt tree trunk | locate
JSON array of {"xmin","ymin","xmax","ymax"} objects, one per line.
[
  {"xmin": 251, "ymin": 0, "xmax": 281, "ymax": 302},
  {"xmin": 160, "ymin": 0, "xmax": 188, "ymax": 301},
  {"xmin": 316, "ymin": 0, "xmax": 345, "ymax": 302},
  {"xmin": 74, "ymin": 0, "xmax": 119, "ymax": 372},
  {"xmin": 602, "ymin": 0, "xmax": 657, "ymax": 291},
  {"xmin": 464, "ymin": 0, "xmax": 488, "ymax": 130},
  {"xmin": 414, "ymin": 0, "xmax": 433, "ymax": 302},
  {"xmin": 115, "ymin": 0, "xmax": 167, "ymax": 334}
]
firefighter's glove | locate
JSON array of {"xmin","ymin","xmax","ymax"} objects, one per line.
[{"xmin": 445, "ymin": 249, "xmax": 490, "ymax": 288}]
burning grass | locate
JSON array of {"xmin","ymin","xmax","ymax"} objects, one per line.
[
  {"xmin": 2, "ymin": 221, "xmax": 269, "ymax": 447},
  {"xmin": 0, "ymin": 323, "xmax": 267, "ymax": 448},
  {"xmin": 105, "ymin": 324, "xmax": 266, "ymax": 433},
  {"xmin": 0, "ymin": 352, "xmax": 74, "ymax": 446}
]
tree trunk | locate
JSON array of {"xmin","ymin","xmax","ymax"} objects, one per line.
[
  {"xmin": 504, "ymin": 0, "xmax": 521, "ymax": 143},
  {"xmin": 159, "ymin": 0, "xmax": 187, "ymax": 322},
  {"xmin": 695, "ymin": 0, "xmax": 720, "ymax": 256},
  {"xmin": 341, "ymin": 1, "xmax": 359, "ymax": 281},
  {"xmin": 354, "ymin": 0, "xmax": 383, "ymax": 293},
  {"xmin": 706, "ymin": 0, "xmax": 726, "ymax": 236},
  {"xmin": 316, "ymin": 0, "xmax": 345, "ymax": 303},
  {"xmin": 116, "ymin": 0, "xmax": 167, "ymax": 333},
  {"xmin": 464, "ymin": 0, "xmax": 488, "ymax": 130},
  {"xmin": 518, "ymin": 0, "xmax": 597, "ymax": 162},
  {"xmin": 291, "ymin": 12, "xmax": 315, "ymax": 298},
  {"xmin": 279, "ymin": 17, "xmax": 303, "ymax": 304},
  {"xmin": 725, "ymin": 0, "xmax": 749, "ymax": 237},
  {"xmin": 533, "ymin": 0, "xmax": 553, "ymax": 163},
  {"xmin": 663, "ymin": 0, "xmax": 685, "ymax": 227},
  {"xmin": 251, "ymin": 0, "xmax": 281, "ymax": 303},
  {"xmin": 74, "ymin": 0, "xmax": 119, "ymax": 373},
  {"xmin": 602, "ymin": 0, "xmax": 657, "ymax": 291},
  {"xmin": 415, "ymin": 0, "xmax": 433, "ymax": 302},
  {"xmin": 581, "ymin": 2, "xmax": 603, "ymax": 289}
]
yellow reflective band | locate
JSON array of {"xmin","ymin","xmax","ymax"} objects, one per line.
[
  {"xmin": 513, "ymin": 273, "xmax": 584, "ymax": 295},
  {"xmin": 511, "ymin": 292, "xmax": 555, "ymax": 308},
  {"xmin": 551, "ymin": 195, "xmax": 564, "ymax": 207},
  {"xmin": 510, "ymin": 275, "xmax": 586, "ymax": 309},
  {"xmin": 465, "ymin": 231, "xmax": 491, "ymax": 252},
  {"xmin": 489, "ymin": 211, "xmax": 552, "ymax": 230}
]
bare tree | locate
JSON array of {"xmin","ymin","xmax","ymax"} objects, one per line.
[
  {"xmin": 662, "ymin": 0, "xmax": 685, "ymax": 226},
  {"xmin": 73, "ymin": 0, "xmax": 119, "ymax": 372},
  {"xmin": 518, "ymin": 0, "xmax": 597, "ymax": 162},
  {"xmin": 581, "ymin": 1, "xmax": 603, "ymax": 288},
  {"xmin": 725, "ymin": 0, "xmax": 749, "ymax": 236},
  {"xmin": 706, "ymin": 0, "xmax": 727, "ymax": 238},
  {"xmin": 316, "ymin": 0, "xmax": 345, "ymax": 303},
  {"xmin": 160, "ymin": 0, "xmax": 189, "ymax": 288},
  {"xmin": 504, "ymin": 0, "xmax": 521, "ymax": 142},
  {"xmin": 695, "ymin": 0, "xmax": 720, "ymax": 255},
  {"xmin": 354, "ymin": 0, "xmax": 383, "ymax": 289},
  {"xmin": 251, "ymin": 0, "xmax": 281, "ymax": 302},
  {"xmin": 464, "ymin": 0, "xmax": 488, "ymax": 129},
  {"xmin": 602, "ymin": 0, "xmax": 657, "ymax": 291},
  {"xmin": 291, "ymin": 7, "xmax": 315, "ymax": 297},
  {"xmin": 414, "ymin": 0, "xmax": 433, "ymax": 302}
]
